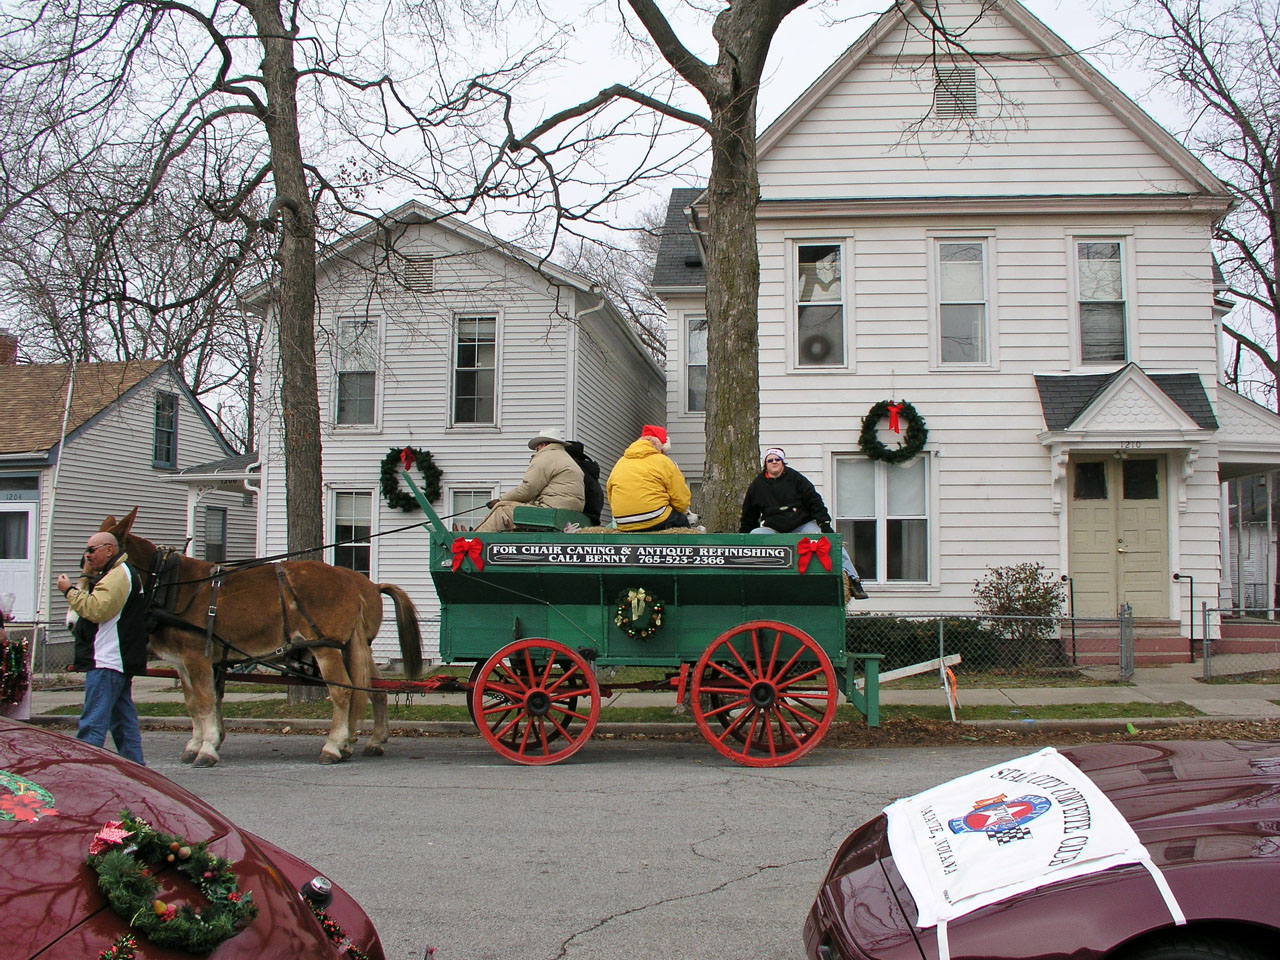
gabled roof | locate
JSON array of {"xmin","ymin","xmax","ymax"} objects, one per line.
[
  {"xmin": 651, "ymin": 187, "xmax": 706, "ymax": 292},
  {"xmin": 1034, "ymin": 365, "xmax": 1218, "ymax": 432},
  {"xmin": 756, "ymin": 0, "xmax": 1228, "ymax": 199},
  {"xmin": 0, "ymin": 360, "xmax": 166, "ymax": 456}
]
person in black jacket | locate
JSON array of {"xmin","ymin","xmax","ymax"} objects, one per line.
[
  {"xmin": 58, "ymin": 531, "xmax": 149, "ymax": 764},
  {"xmin": 740, "ymin": 447, "xmax": 869, "ymax": 600},
  {"xmin": 564, "ymin": 439, "xmax": 604, "ymax": 526}
]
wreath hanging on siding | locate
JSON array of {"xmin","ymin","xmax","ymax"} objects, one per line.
[
  {"xmin": 381, "ymin": 446, "xmax": 443, "ymax": 511},
  {"xmin": 859, "ymin": 400, "xmax": 928, "ymax": 464}
]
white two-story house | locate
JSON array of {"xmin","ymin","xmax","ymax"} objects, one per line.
[
  {"xmin": 654, "ymin": 0, "xmax": 1280, "ymax": 636},
  {"xmin": 249, "ymin": 202, "xmax": 665, "ymax": 661}
]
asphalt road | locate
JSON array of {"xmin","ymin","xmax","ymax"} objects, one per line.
[{"xmin": 142, "ymin": 730, "xmax": 1029, "ymax": 960}]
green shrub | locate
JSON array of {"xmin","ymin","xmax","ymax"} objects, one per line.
[{"xmin": 972, "ymin": 562, "xmax": 1066, "ymax": 666}]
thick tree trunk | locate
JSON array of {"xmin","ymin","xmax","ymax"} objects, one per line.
[
  {"xmin": 245, "ymin": 0, "xmax": 324, "ymax": 562},
  {"xmin": 701, "ymin": 101, "xmax": 762, "ymax": 532}
]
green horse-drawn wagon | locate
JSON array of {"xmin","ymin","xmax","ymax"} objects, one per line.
[{"xmin": 404, "ymin": 471, "xmax": 881, "ymax": 767}]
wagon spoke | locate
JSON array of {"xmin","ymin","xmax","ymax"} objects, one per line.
[
  {"xmin": 706, "ymin": 660, "xmax": 752, "ymax": 690},
  {"xmin": 775, "ymin": 664, "xmax": 824, "ymax": 690},
  {"xmin": 701, "ymin": 695, "xmax": 751, "ymax": 721},
  {"xmin": 762, "ymin": 629, "xmax": 783, "ymax": 682}
]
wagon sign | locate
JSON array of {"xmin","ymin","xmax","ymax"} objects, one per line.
[{"xmin": 483, "ymin": 541, "xmax": 794, "ymax": 568}]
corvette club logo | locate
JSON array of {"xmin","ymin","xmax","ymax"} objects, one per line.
[{"xmin": 948, "ymin": 794, "xmax": 1051, "ymax": 843}]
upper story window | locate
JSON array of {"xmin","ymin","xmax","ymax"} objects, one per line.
[
  {"xmin": 686, "ymin": 314, "xmax": 707, "ymax": 413},
  {"xmin": 934, "ymin": 66, "xmax": 977, "ymax": 118},
  {"xmin": 336, "ymin": 317, "xmax": 378, "ymax": 425},
  {"xmin": 203, "ymin": 506, "xmax": 227, "ymax": 563},
  {"xmin": 796, "ymin": 243, "xmax": 844, "ymax": 367},
  {"xmin": 153, "ymin": 391, "xmax": 177, "ymax": 467},
  {"xmin": 453, "ymin": 316, "xmax": 497, "ymax": 425},
  {"xmin": 936, "ymin": 239, "xmax": 988, "ymax": 365},
  {"xmin": 1076, "ymin": 240, "xmax": 1127, "ymax": 363},
  {"xmin": 332, "ymin": 491, "xmax": 371, "ymax": 577},
  {"xmin": 834, "ymin": 455, "xmax": 930, "ymax": 584}
]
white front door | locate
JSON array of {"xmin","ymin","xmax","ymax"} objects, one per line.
[
  {"xmin": 1068, "ymin": 456, "xmax": 1170, "ymax": 618},
  {"xmin": 0, "ymin": 503, "xmax": 37, "ymax": 622}
]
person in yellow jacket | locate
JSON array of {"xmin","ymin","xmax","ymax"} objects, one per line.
[{"xmin": 606, "ymin": 425, "xmax": 692, "ymax": 531}]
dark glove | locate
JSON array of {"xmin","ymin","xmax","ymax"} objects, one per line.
[
  {"xmin": 485, "ymin": 499, "xmax": 498, "ymax": 509},
  {"xmin": 819, "ymin": 522, "xmax": 835, "ymax": 534}
]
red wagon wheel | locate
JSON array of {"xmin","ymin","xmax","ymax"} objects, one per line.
[
  {"xmin": 690, "ymin": 620, "xmax": 837, "ymax": 767},
  {"xmin": 470, "ymin": 639, "xmax": 600, "ymax": 765}
]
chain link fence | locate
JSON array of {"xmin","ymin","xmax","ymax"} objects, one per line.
[
  {"xmin": 1201, "ymin": 605, "xmax": 1280, "ymax": 681},
  {"xmin": 846, "ymin": 608, "xmax": 1136, "ymax": 684}
]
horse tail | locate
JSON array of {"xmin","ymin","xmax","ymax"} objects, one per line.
[{"xmin": 378, "ymin": 584, "xmax": 423, "ymax": 679}]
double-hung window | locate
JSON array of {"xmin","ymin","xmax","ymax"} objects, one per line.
[
  {"xmin": 1076, "ymin": 240, "xmax": 1127, "ymax": 363},
  {"xmin": 936, "ymin": 239, "xmax": 988, "ymax": 365},
  {"xmin": 834, "ymin": 456, "xmax": 930, "ymax": 583},
  {"xmin": 332, "ymin": 491, "xmax": 372, "ymax": 577},
  {"xmin": 450, "ymin": 488, "xmax": 496, "ymax": 532},
  {"xmin": 795, "ymin": 243, "xmax": 845, "ymax": 367},
  {"xmin": 203, "ymin": 507, "xmax": 227, "ymax": 563},
  {"xmin": 336, "ymin": 317, "xmax": 378, "ymax": 426},
  {"xmin": 686, "ymin": 314, "xmax": 707, "ymax": 413},
  {"xmin": 153, "ymin": 392, "xmax": 177, "ymax": 467},
  {"xmin": 453, "ymin": 316, "xmax": 496, "ymax": 424}
]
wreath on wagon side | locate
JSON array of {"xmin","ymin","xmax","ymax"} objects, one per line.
[
  {"xmin": 85, "ymin": 809, "xmax": 258, "ymax": 956},
  {"xmin": 381, "ymin": 446, "xmax": 443, "ymax": 512},
  {"xmin": 614, "ymin": 588, "xmax": 665, "ymax": 641},
  {"xmin": 858, "ymin": 400, "xmax": 928, "ymax": 464}
]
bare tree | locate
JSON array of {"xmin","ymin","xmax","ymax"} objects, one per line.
[{"xmin": 1105, "ymin": 0, "xmax": 1280, "ymax": 407}]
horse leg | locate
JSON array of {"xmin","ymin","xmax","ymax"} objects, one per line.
[
  {"xmin": 178, "ymin": 654, "xmax": 222, "ymax": 767},
  {"xmin": 311, "ymin": 647, "xmax": 353, "ymax": 764},
  {"xmin": 363, "ymin": 657, "xmax": 389, "ymax": 757}
]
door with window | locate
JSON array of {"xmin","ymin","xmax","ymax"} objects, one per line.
[
  {"xmin": 0, "ymin": 501, "xmax": 37, "ymax": 622},
  {"xmin": 1068, "ymin": 456, "xmax": 1169, "ymax": 617}
]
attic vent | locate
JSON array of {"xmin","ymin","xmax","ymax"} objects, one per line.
[
  {"xmin": 934, "ymin": 66, "xmax": 977, "ymax": 118},
  {"xmin": 404, "ymin": 256, "xmax": 434, "ymax": 292}
]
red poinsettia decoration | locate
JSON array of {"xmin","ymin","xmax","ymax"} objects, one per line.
[
  {"xmin": 0, "ymin": 791, "xmax": 58, "ymax": 822},
  {"xmin": 88, "ymin": 820, "xmax": 131, "ymax": 855}
]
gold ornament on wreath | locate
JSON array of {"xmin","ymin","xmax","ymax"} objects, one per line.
[{"xmin": 614, "ymin": 588, "xmax": 665, "ymax": 640}]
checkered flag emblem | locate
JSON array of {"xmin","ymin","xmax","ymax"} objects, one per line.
[{"xmin": 990, "ymin": 825, "xmax": 1033, "ymax": 843}]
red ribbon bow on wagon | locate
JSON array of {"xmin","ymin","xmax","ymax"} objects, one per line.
[
  {"xmin": 797, "ymin": 537, "xmax": 832, "ymax": 573},
  {"xmin": 450, "ymin": 537, "xmax": 484, "ymax": 572}
]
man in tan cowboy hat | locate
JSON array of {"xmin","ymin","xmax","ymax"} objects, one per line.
[{"xmin": 472, "ymin": 427, "xmax": 586, "ymax": 532}]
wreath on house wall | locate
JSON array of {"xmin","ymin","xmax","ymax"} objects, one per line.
[
  {"xmin": 858, "ymin": 400, "xmax": 928, "ymax": 464},
  {"xmin": 381, "ymin": 446, "xmax": 443, "ymax": 511}
]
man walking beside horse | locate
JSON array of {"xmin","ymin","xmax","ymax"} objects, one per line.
[{"xmin": 57, "ymin": 531, "xmax": 148, "ymax": 765}]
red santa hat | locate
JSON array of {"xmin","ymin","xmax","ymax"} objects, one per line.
[{"xmin": 641, "ymin": 424, "xmax": 670, "ymax": 452}]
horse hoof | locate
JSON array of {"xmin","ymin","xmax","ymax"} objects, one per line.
[
  {"xmin": 319, "ymin": 751, "xmax": 343, "ymax": 764},
  {"xmin": 362, "ymin": 744, "xmax": 385, "ymax": 757},
  {"xmin": 340, "ymin": 746, "xmax": 354, "ymax": 759},
  {"xmin": 192, "ymin": 753, "xmax": 219, "ymax": 768},
  {"xmin": 180, "ymin": 750, "xmax": 198, "ymax": 764}
]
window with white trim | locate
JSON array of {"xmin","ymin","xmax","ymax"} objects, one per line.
[
  {"xmin": 336, "ymin": 317, "xmax": 378, "ymax": 425},
  {"xmin": 795, "ymin": 243, "xmax": 844, "ymax": 367},
  {"xmin": 453, "ymin": 316, "xmax": 497, "ymax": 424},
  {"xmin": 936, "ymin": 239, "xmax": 988, "ymax": 364},
  {"xmin": 450, "ymin": 488, "xmax": 496, "ymax": 532},
  {"xmin": 203, "ymin": 507, "xmax": 227, "ymax": 563},
  {"xmin": 332, "ymin": 491, "xmax": 372, "ymax": 576},
  {"xmin": 153, "ymin": 391, "xmax": 177, "ymax": 467},
  {"xmin": 686, "ymin": 314, "xmax": 707, "ymax": 413},
  {"xmin": 834, "ymin": 456, "xmax": 929, "ymax": 583},
  {"xmin": 1076, "ymin": 240, "xmax": 1127, "ymax": 363}
]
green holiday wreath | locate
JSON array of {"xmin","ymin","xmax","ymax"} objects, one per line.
[
  {"xmin": 858, "ymin": 400, "xmax": 928, "ymax": 464},
  {"xmin": 85, "ymin": 809, "xmax": 258, "ymax": 956},
  {"xmin": 614, "ymin": 588, "xmax": 664, "ymax": 640},
  {"xmin": 381, "ymin": 446, "xmax": 443, "ymax": 511}
]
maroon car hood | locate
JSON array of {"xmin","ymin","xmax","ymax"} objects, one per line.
[{"xmin": 0, "ymin": 721, "xmax": 361, "ymax": 959}]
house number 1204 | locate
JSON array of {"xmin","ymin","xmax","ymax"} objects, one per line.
[{"xmin": 1120, "ymin": 441, "xmax": 1143, "ymax": 449}]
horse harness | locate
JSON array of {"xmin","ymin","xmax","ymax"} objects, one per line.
[{"xmin": 144, "ymin": 547, "xmax": 345, "ymax": 674}]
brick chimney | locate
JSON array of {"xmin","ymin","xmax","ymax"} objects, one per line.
[{"xmin": 0, "ymin": 329, "xmax": 15, "ymax": 365}]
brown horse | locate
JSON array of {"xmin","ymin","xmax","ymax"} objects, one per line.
[{"xmin": 99, "ymin": 509, "xmax": 422, "ymax": 766}]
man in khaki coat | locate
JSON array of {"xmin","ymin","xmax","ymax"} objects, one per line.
[{"xmin": 473, "ymin": 428, "xmax": 586, "ymax": 532}]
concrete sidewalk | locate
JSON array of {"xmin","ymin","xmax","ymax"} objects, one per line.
[{"xmin": 23, "ymin": 660, "xmax": 1280, "ymax": 728}]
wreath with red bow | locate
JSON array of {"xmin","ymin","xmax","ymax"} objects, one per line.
[
  {"xmin": 381, "ymin": 446, "xmax": 443, "ymax": 511},
  {"xmin": 859, "ymin": 400, "xmax": 927, "ymax": 464}
]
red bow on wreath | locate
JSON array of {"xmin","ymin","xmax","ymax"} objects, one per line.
[
  {"xmin": 887, "ymin": 402, "xmax": 904, "ymax": 434},
  {"xmin": 400, "ymin": 446, "xmax": 417, "ymax": 471},
  {"xmin": 797, "ymin": 538, "xmax": 832, "ymax": 574},
  {"xmin": 450, "ymin": 537, "xmax": 484, "ymax": 572}
]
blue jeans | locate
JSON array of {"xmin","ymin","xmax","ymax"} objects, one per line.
[
  {"xmin": 750, "ymin": 521, "xmax": 860, "ymax": 580},
  {"xmin": 77, "ymin": 668, "xmax": 145, "ymax": 765}
]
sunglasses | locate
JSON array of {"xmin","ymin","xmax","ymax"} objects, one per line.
[{"xmin": 764, "ymin": 457, "xmax": 783, "ymax": 464}]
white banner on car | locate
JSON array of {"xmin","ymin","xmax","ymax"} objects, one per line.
[{"xmin": 884, "ymin": 746, "xmax": 1183, "ymax": 960}]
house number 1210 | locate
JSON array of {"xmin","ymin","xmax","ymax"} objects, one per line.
[{"xmin": 1120, "ymin": 441, "xmax": 1143, "ymax": 449}]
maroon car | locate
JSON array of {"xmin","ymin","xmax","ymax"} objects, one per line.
[
  {"xmin": 0, "ymin": 717, "xmax": 385, "ymax": 959},
  {"xmin": 805, "ymin": 740, "xmax": 1279, "ymax": 960}
]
